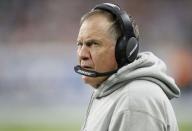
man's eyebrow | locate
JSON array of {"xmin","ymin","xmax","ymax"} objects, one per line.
[
  {"xmin": 76, "ymin": 39, "xmax": 102, "ymax": 45},
  {"xmin": 85, "ymin": 39, "xmax": 102, "ymax": 44}
]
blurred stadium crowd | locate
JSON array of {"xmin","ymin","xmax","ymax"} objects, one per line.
[{"xmin": 0, "ymin": 0, "xmax": 192, "ymax": 128}]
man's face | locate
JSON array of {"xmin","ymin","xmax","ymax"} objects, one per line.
[{"xmin": 77, "ymin": 14, "xmax": 118, "ymax": 87}]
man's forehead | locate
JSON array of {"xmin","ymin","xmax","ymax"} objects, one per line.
[
  {"xmin": 79, "ymin": 17, "xmax": 110, "ymax": 34},
  {"xmin": 81, "ymin": 14, "xmax": 113, "ymax": 32},
  {"xmin": 77, "ymin": 27, "xmax": 104, "ymax": 42}
]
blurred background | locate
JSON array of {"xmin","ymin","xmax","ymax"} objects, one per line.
[{"xmin": 0, "ymin": 0, "xmax": 192, "ymax": 131}]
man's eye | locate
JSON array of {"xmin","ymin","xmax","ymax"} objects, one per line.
[
  {"xmin": 77, "ymin": 42, "xmax": 83, "ymax": 47},
  {"xmin": 93, "ymin": 42, "xmax": 99, "ymax": 46},
  {"xmin": 86, "ymin": 42, "xmax": 92, "ymax": 47},
  {"xmin": 86, "ymin": 41, "xmax": 99, "ymax": 47}
]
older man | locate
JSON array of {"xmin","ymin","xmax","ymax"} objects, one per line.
[{"xmin": 74, "ymin": 3, "xmax": 180, "ymax": 131}]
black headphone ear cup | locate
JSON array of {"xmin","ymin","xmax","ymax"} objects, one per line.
[
  {"xmin": 115, "ymin": 36, "xmax": 127, "ymax": 67},
  {"xmin": 126, "ymin": 37, "xmax": 139, "ymax": 63},
  {"xmin": 115, "ymin": 37, "xmax": 139, "ymax": 67}
]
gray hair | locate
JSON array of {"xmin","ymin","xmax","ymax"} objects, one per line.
[{"xmin": 80, "ymin": 9, "xmax": 139, "ymax": 43}]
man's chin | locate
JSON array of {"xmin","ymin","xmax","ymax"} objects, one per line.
[
  {"xmin": 82, "ymin": 75, "xmax": 94, "ymax": 85},
  {"xmin": 81, "ymin": 75, "xmax": 107, "ymax": 88}
]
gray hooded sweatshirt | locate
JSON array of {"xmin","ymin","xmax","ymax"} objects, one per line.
[{"xmin": 81, "ymin": 52, "xmax": 180, "ymax": 131}]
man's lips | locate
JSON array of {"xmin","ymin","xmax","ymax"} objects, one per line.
[{"xmin": 81, "ymin": 65, "xmax": 93, "ymax": 70}]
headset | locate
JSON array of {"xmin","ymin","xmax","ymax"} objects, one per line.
[{"xmin": 74, "ymin": 3, "xmax": 139, "ymax": 77}]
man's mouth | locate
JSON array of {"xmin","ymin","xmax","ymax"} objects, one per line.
[{"xmin": 81, "ymin": 65, "xmax": 93, "ymax": 70}]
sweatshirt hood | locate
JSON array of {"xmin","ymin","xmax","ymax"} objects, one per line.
[{"xmin": 95, "ymin": 52, "xmax": 180, "ymax": 99}]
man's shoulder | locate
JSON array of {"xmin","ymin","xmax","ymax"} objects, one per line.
[
  {"xmin": 114, "ymin": 79, "xmax": 169, "ymax": 112},
  {"xmin": 112, "ymin": 79, "xmax": 174, "ymax": 126},
  {"xmin": 122, "ymin": 79, "xmax": 167, "ymax": 100}
]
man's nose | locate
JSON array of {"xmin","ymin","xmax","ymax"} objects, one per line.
[{"xmin": 78, "ymin": 45, "xmax": 90, "ymax": 60}]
